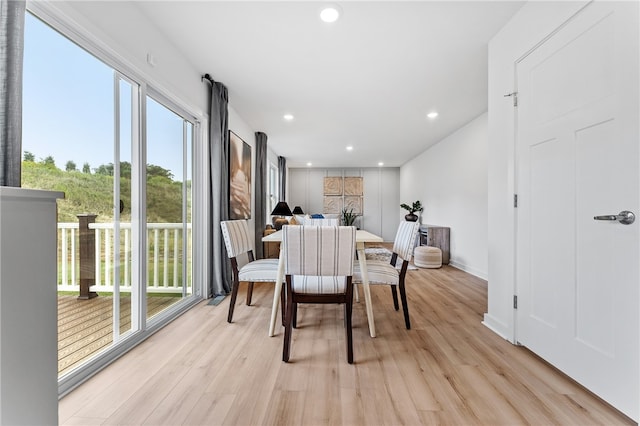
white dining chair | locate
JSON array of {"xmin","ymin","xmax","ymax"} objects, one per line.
[
  {"xmin": 220, "ymin": 220, "xmax": 284, "ymax": 323},
  {"xmin": 353, "ymin": 220, "xmax": 420, "ymax": 329},
  {"xmin": 304, "ymin": 218, "xmax": 339, "ymax": 226},
  {"xmin": 281, "ymin": 225, "xmax": 357, "ymax": 363}
]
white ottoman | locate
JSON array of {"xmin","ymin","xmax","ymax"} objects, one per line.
[{"xmin": 414, "ymin": 246, "xmax": 442, "ymax": 269}]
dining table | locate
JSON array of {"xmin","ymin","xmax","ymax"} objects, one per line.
[{"xmin": 262, "ymin": 228, "xmax": 384, "ymax": 338}]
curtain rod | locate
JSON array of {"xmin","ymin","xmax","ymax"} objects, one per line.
[{"xmin": 201, "ymin": 73, "xmax": 215, "ymax": 84}]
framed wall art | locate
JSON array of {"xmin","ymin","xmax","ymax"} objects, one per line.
[
  {"xmin": 323, "ymin": 196, "xmax": 343, "ymax": 214},
  {"xmin": 322, "ymin": 175, "xmax": 364, "ymax": 217},
  {"xmin": 229, "ymin": 131, "xmax": 251, "ymax": 219},
  {"xmin": 344, "ymin": 177, "xmax": 363, "ymax": 196},
  {"xmin": 323, "ymin": 177, "xmax": 343, "ymax": 195},
  {"xmin": 344, "ymin": 196, "xmax": 362, "ymax": 215}
]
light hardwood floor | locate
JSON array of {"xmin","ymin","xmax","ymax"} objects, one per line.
[{"xmin": 59, "ymin": 260, "xmax": 634, "ymax": 425}]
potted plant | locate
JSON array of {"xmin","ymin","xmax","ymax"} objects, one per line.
[
  {"xmin": 341, "ymin": 207, "xmax": 358, "ymax": 227},
  {"xmin": 400, "ymin": 200, "xmax": 423, "ymax": 222}
]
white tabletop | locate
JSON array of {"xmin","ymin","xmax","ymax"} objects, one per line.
[{"xmin": 262, "ymin": 228, "xmax": 383, "ymax": 243}]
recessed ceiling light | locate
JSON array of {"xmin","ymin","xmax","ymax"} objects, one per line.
[
  {"xmin": 346, "ymin": 146, "xmax": 353, "ymax": 151},
  {"xmin": 378, "ymin": 162, "xmax": 384, "ymax": 166},
  {"xmin": 306, "ymin": 162, "xmax": 312, "ymax": 167},
  {"xmin": 427, "ymin": 111, "xmax": 439, "ymax": 119},
  {"xmin": 283, "ymin": 113, "xmax": 294, "ymax": 121},
  {"xmin": 320, "ymin": 5, "xmax": 341, "ymax": 23}
]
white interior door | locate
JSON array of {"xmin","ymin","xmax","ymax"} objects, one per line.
[{"xmin": 516, "ymin": 1, "xmax": 639, "ymax": 420}]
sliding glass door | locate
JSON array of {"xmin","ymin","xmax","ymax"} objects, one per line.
[{"xmin": 22, "ymin": 10, "xmax": 198, "ymax": 384}]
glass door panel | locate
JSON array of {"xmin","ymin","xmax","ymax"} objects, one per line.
[
  {"xmin": 21, "ymin": 13, "xmax": 138, "ymax": 376},
  {"xmin": 184, "ymin": 122, "xmax": 193, "ymax": 298},
  {"xmin": 145, "ymin": 96, "xmax": 193, "ymax": 320},
  {"xmin": 114, "ymin": 75, "xmax": 135, "ymax": 339}
]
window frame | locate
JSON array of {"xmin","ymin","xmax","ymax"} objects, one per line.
[{"xmin": 268, "ymin": 161, "xmax": 279, "ymax": 217}]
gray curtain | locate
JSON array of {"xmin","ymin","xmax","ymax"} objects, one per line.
[
  {"xmin": 208, "ymin": 80, "xmax": 231, "ymax": 296},
  {"xmin": 277, "ymin": 155, "xmax": 286, "ymax": 201},
  {"xmin": 254, "ymin": 132, "xmax": 268, "ymax": 259},
  {"xmin": 0, "ymin": 0, "xmax": 26, "ymax": 187}
]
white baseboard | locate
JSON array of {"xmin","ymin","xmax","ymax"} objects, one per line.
[
  {"xmin": 482, "ymin": 314, "xmax": 515, "ymax": 344},
  {"xmin": 448, "ymin": 260, "xmax": 487, "ymax": 280}
]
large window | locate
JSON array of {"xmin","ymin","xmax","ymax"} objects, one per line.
[
  {"xmin": 268, "ymin": 162, "xmax": 279, "ymax": 216},
  {"xmin": 22, "ymin": 9, "xmax": 200, "ymax": 391}
]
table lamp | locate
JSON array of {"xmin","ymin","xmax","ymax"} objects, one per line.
[
  {"xmin": 292, "ymin": 206, "xmax": 304, "ymax": 215},
  {"xmin": 271, "ymin": 201, "xmax": 293, "ymax": 230}
]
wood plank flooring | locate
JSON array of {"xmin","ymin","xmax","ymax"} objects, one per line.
[{"xmin": 59, "ymin": 259, "xmax": 634, "ymax": 425}]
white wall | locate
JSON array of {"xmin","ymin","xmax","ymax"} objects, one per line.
[
  {"xmin": 485, "ymin": 0, "xmax": 588, "ymax": 341},
  {"xmin": 288, "ymin": 168, "xmax": 400, "ymax": 241},
  {"xmin": 400, "ymin": 113, "xmax": 488, "ymax": 279}
]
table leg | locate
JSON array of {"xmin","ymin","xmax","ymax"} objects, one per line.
[
  {"xmin": 353, "ymin": 252, "xmax": 360, "ymax": 303},
  {"xmin": 356, "ymin": 243, "xmax": 376, "ymax": 338},
  {"xmin": 269, "ymin": 249, "xmax": 285, "ymax": 337}
]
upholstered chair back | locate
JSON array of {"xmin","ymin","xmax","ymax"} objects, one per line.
[
  {"xmin": 392, "ymin": 221, "xmax": 421, "ymax": 261},
  {"xmin": 282, "ymin": 225, "xmax": 356, "ymax": 278},
  {"xmin": 304, "ymin": 218, "xmax": 339, "ymax": 226},
  {"xmin": 220, "ymin": 220, "xmax": 253, "ymax": 258}
]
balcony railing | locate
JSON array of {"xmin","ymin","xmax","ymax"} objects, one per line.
[{"xmin": 57, "ymin": 217, "xmax": 191, "ymax": 296}]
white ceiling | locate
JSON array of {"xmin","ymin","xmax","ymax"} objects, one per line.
[{"xmin": 115, "ymin": 1, "xmax": 524, "ymax": 168}]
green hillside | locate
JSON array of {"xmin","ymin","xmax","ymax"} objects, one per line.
[{"xmin": 21, "ymin": 161, "xmax": 190, "ymax": 223}]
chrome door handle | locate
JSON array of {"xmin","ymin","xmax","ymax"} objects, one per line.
[{"xmin": 593, "ymin": 210, "xmax": 635, "ymax": 225}]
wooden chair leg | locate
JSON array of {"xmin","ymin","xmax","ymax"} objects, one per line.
[
  {"xmin": 246, "ymin": 282, "xmax": 254, "ymax": 305},
  {"xmin": 283, "ymin": 281, "xmax": 294, "ymax": 362},
  {"xmin": 398, "ymin": 280, "xmax": 411, "ymax": 329},
  {"xmin": 390, "ymin": 285, "xmax": 399, "ymax": 310},
  {"xmin": 345, "ymin": 294, "xmax": 354, "ymax": 364},
  {"xmin": 280, "ymin": 284, "xmax": 286, "ymax": 326},
  {"xmin": 227, "ymin": 277, "xmax": 240, "ymax": 323},
  {"xmin": 292, "ymin": 302, "xmax": 298, "ymax": 328}
]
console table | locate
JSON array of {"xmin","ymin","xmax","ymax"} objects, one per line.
[
  {"xmin": 263, "ymin": 227, "xmax": 280, "ymax": 259},
  {"xmin": 419, "ymin": 225, "xmax": 450, "ymax": 265}
]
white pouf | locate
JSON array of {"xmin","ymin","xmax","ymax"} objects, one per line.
[{"xmin": 414, "ymin": 246, "xmax": 442, "ymax": 269}]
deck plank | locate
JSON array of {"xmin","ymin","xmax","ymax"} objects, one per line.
[{"xmin": 57, "ymin": 295, "xmax": 179, "ymax": 375}]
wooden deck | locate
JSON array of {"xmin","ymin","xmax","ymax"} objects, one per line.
[{"xmin": 58, "ymin": 294, "xmax": 180, "ymax": 376}]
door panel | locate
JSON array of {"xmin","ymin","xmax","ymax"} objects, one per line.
[
  {"xmin": 529, "ymin": 137, "xmax": 572, "ymax": 330},
  {"xmin": 516, "ymin": 1, "xmax": 639, "ymax": 420},
  {"xmin": 114, "ymin": 75, "xmax": 135, "ymax": 339},
  {"xmin": 575, "ymin": 119, "xmax": 617, "ymax": 355},
  {"xmin": 145, "ymin": 95, "xmax": 194, "ymax": 320}
]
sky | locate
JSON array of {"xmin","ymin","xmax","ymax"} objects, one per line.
[{"xmin": 22, "ymin": 13, "xmax": 189, "ymax": 181}]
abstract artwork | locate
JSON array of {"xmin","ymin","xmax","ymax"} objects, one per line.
[
  {"xmin": 344, "ymin": 196, "xmax": 362, "ymax": 215},
  {"xmin": 323, "ymin": 196, "xmax": 343, "ymax": 214},
  {"xmin": 344, "ymin": 177, "xmax": 363, "ymax": 196},
  {"xmin": 323, "ymin": 177, "xmax": 343, "ymax": 195},
  {"xmin": 229, "ymin": 131, "xmax": 251, "ymax": 219}
]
